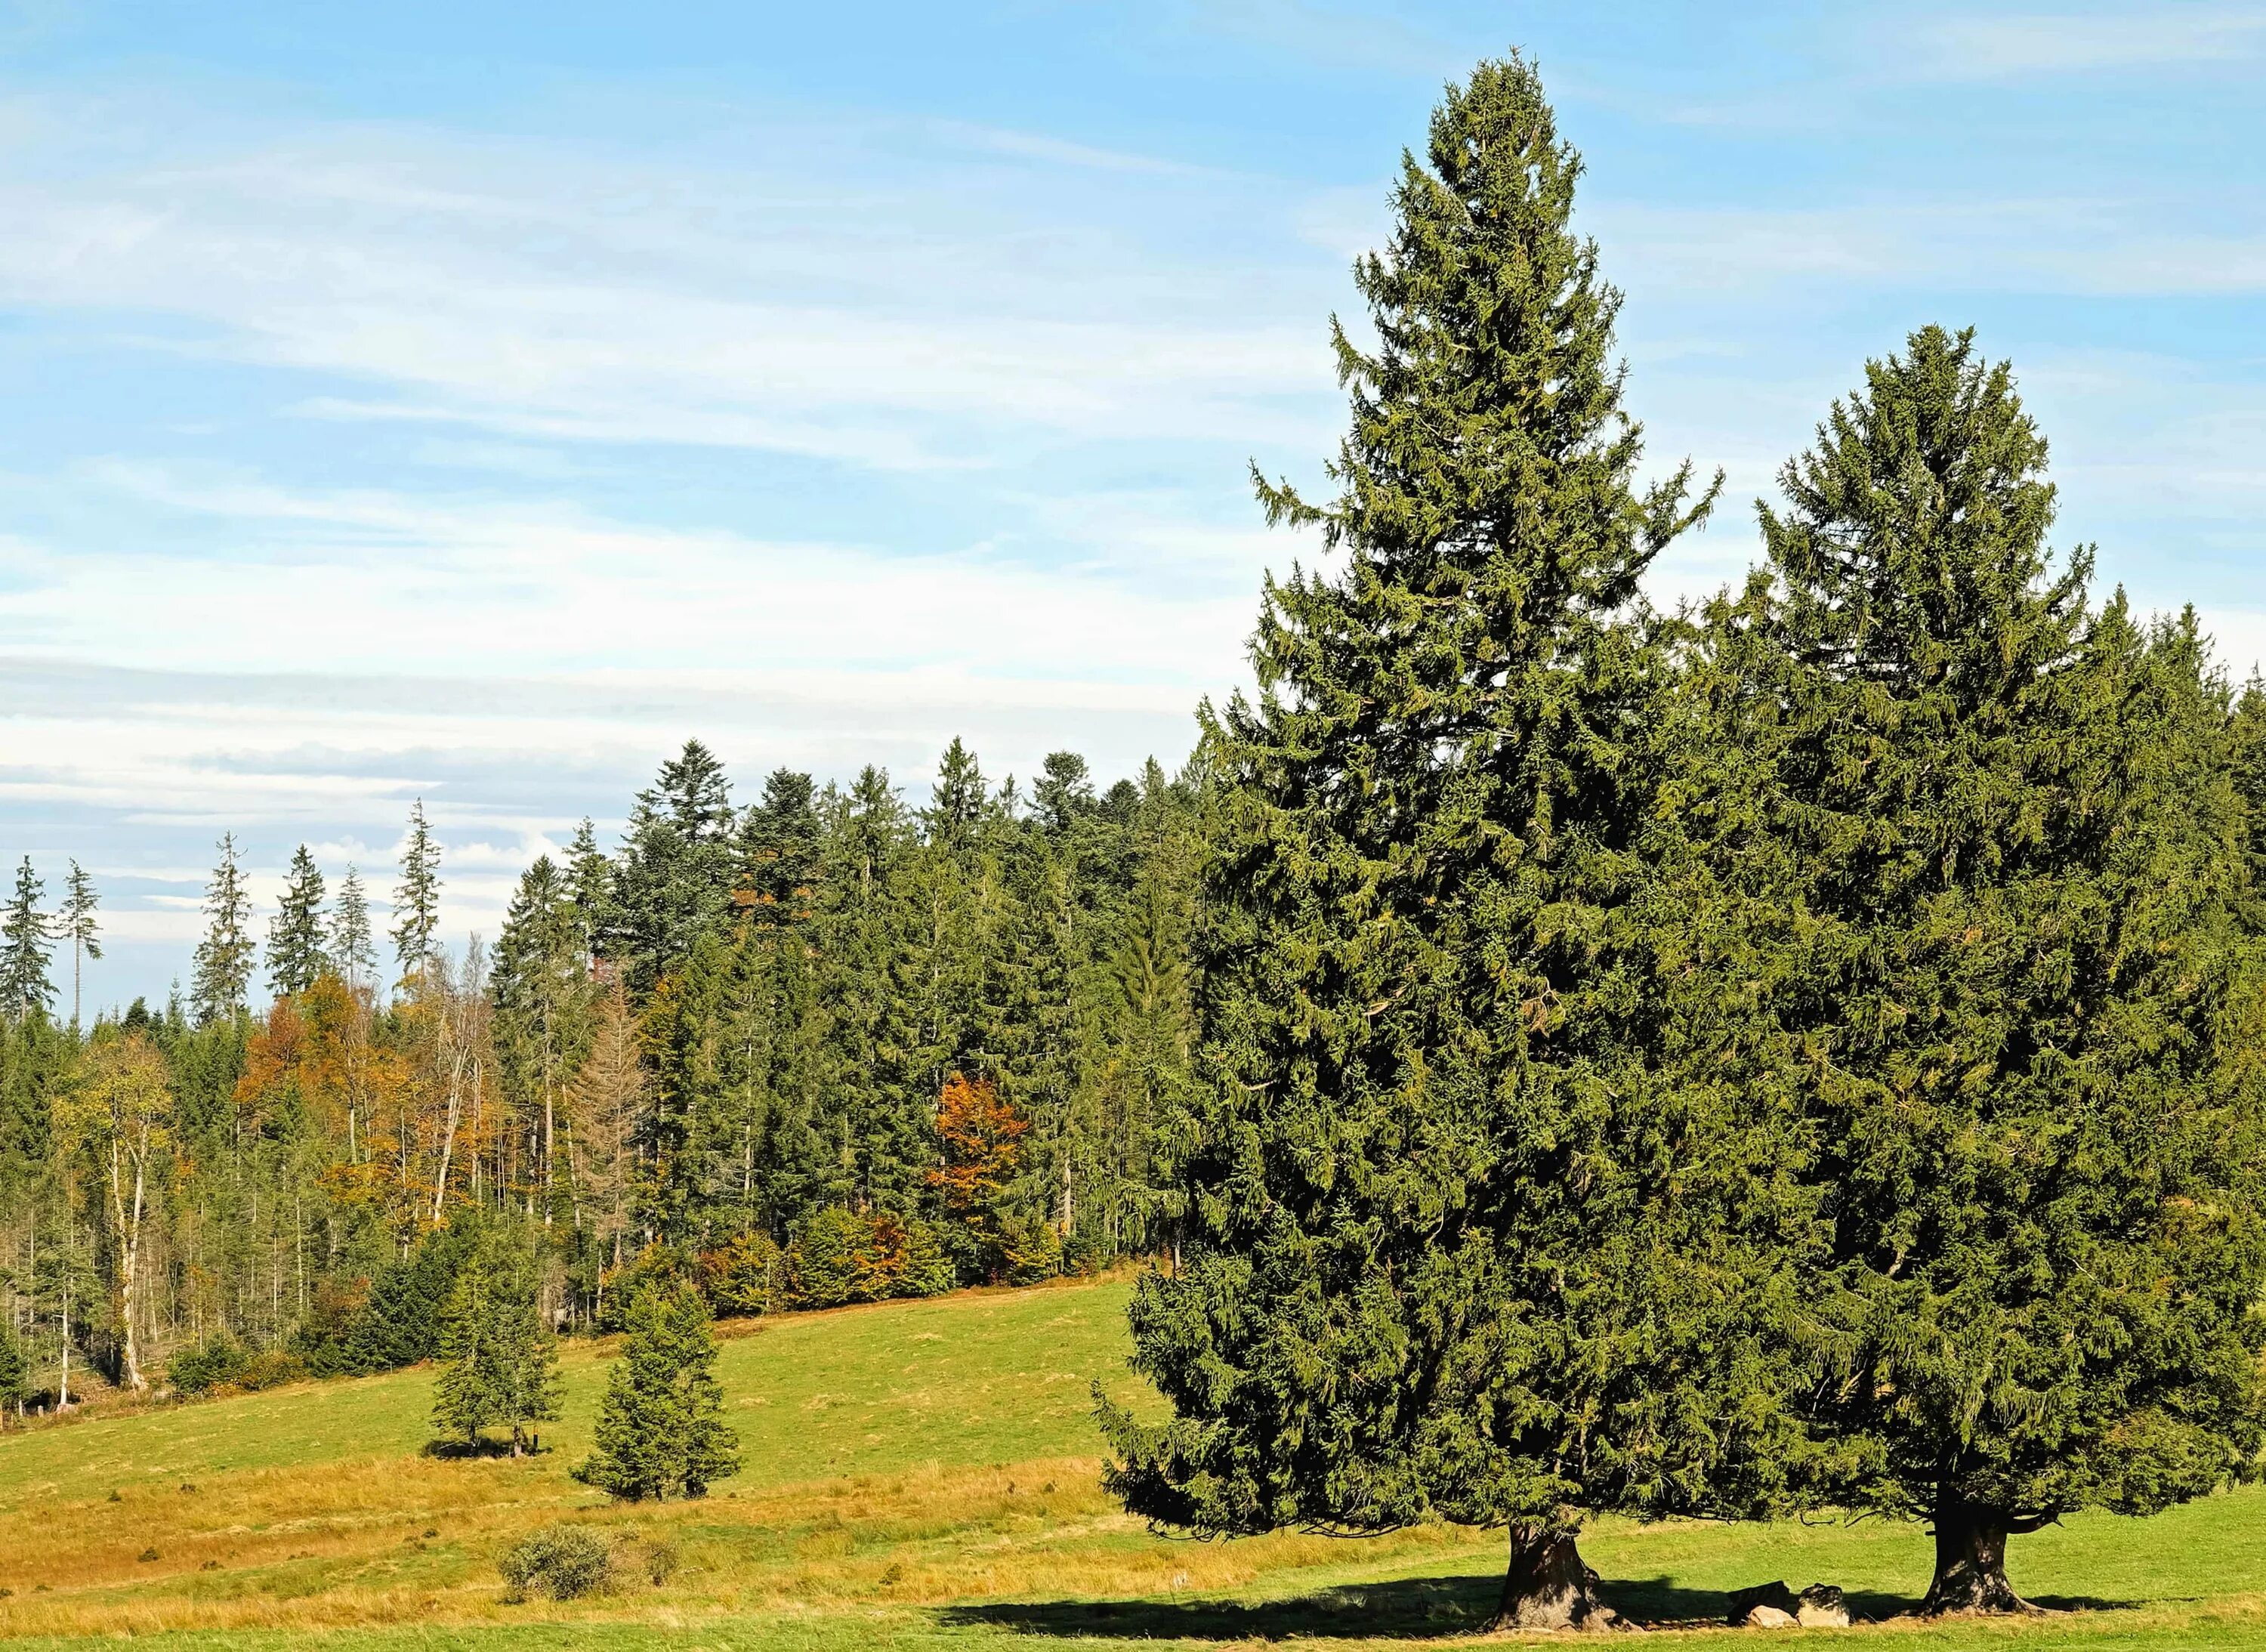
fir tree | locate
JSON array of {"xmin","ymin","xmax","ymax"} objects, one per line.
[
  {"xmin": 431, "ymin": 1224, "xmax": 560, "ymax": 1455},
  {"xmin": 0, "ymin": 858, "xmax": 53, "ymax": 1022},
  {"xmin": 391, "ymin": 800, "xmax": 443, "ymax": 983},
  {"xmin": 564, "ymin": 817, "xmax": 614, "ymax": 965},
  {"xmin": 610, "ymin": 741, "xmax": 738, "ymax": 991},
  {"xmin": 573, "ymin": 1277, "xmax": 739, "ymax": 1499},
  {"xmin": 923, "ymin": 738, "xmax": 987, "ymax": 852},
  {"xmin": 0, "ymin": 1315, "xmax": 23, "ymax": 1425},
  {"xmin": 329, "ymin": 864, "xmax": 376, "ymax": 990},
  {"xmin": 493, "ymin": 857, "xmax": 593, "ymax": 1225},
  {"xmin": 737, "ymin": 767, "xmax": 820, "ymax": 928},
  {"xmin": 267, "ymin": 845, "xmax": 329, "ymax": 998},
  {"xmin": 1741, "ymin": 327, "xmax": 2266, "ymax": 1612},
  {"xmin": 1033, "ymin": 751, "xmax": 1094, "ymax": 834},
  {"xmin": 188, "ymin": 835, "xmax": 255, "ymax": 1026},
  {"xmin": 57, "ymin": 861, "xmax": 100, "ymax": 1029},
  {"xmin": 1095, "ymin": 57, "xmax": 1777, "ymax": 1632}
]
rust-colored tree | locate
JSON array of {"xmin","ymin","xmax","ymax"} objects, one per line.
[
  {"xmin": 928, "ymin": 1071, "xmax": 1026, "ymax": 1216},
  {"xmin": 928, "ymin": 1072, "xmax": 1034, "ymax": 1283}
]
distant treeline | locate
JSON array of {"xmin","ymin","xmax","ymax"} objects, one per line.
[{"xmin": 0, "ymin": 738, "xmax": 1203, "ymax": 1407}]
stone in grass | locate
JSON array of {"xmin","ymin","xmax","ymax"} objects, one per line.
[
  {"xmin": 1795, "ymin": 1584, "xmax": 1850, "ymax": 1628},
  {"xmin": 1726, "ymin": 1582, "xmax": 1800, "ymax": 1626},
  {"xmin": 1744, "ymin": 1604, "xmax": 1798, "ymax": 1628}
]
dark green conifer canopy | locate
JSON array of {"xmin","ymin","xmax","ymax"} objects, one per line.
[{"xmin": 1101, "ymin": 60, "xmax": 1801, "ymax": 1597}]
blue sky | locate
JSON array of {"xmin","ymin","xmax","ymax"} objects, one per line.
[{"xmin": 3, "ymin": 1, "xmax": 2262, "ymax": 1008}]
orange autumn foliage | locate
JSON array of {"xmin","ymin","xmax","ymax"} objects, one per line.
[{"xmin": 928, "ymin": 1071, "xmax": 1028, "ymax": 1215}]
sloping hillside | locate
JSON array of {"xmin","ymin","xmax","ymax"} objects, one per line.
[{"xmin": 3, "ymin": 1276, "xmax": 2264, "ymax": 1650}]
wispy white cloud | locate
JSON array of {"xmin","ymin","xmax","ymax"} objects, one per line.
[
  {"xmin": 0, "ymin": 102, "xmax": 1340, "ymax": 471},
  {"xmin": 1912, "ymin": 6, "xmax": 2266, "ymax": 80},
  {"xmin": 1591, "ymin": 195, "xmax": 2266, "ymax": 298}
]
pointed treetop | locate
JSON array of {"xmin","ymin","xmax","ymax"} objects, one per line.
[
  {"xmin": 268, "ymin": 844, "xmax": 330, "ymax": 998},
  {"xmin": 0, "ymin": 857, "xmax": 54, "ymax": 1021},
  {"xmin": 329, "ymin": 864, "xmax": 377, "ymax": 990},
  {"xmin": 392, "ymin": 798, "xmax": 444, "ymax": 983},
  {"xmin": 189, "ymin": 833, "xmax": 255, "ymax": 1024}
]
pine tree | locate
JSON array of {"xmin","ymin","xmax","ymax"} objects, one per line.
[
  {"xmin": 267, "ymin": 845, "xmax": 329, "ymax": 998},
  {"xmin": 611, "ymin": 741, "xmax": 738, "ymax": 991},
  {"xmin": 1741, "ymin": 327, "xmax": 2266, "ymax": 1613},
  {"xmin": 0, "ymin": 858, "xmax": 53, "ymax": 1022},
  {"xmin": 58, "ymin": 862, "xmax": 100, "ymax": 1028},
  {"xmin": 0, "ymin": 1315, "xmax": 26, "ymax": 1426},
  {"xmin": 329, "ymin": 864, "xmax": 376, "ymax": 990},
  {"xmin": 1033, "ymin": 751, "xmax": 1094, "ymax": 835},
  {"xmin": 1095, "ymin": 57, "xmax": 1783, "ymax": 1632},
  {"xmin": 737, "ymin": 767, "xmax": 820, "ymax": 928},
  {"xmin": 565, "ymin": 817, "xmax": 613, "ymax": 965},
  {"xmin": 431, "ymin": 1223, "xmax": 560, "ymax": 1455},
  {"xmin": 188, "ymin": 835, "xmax": 255, "ymax": 1026},
  {"xmin": 573, "ymin": 1277, "xmax": 738, "ymax": 1499},
  {"xmin": 391, "ymin": 800, "xmax": 443, "ymax": 983},
  {"xmin": 923, "ymin": 738, "xmax": 986, "ymax": 852},
  {"xmin": 494, "ymin": 857, "xmax": 593, "ymax": 1225}
]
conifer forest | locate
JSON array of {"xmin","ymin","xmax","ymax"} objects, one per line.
[
  {"xmin": 5, "ymin": 41, "xmax": 2266, "ymax": 1641},
  {"xmin": 1, "ymin": 736, "xmax": 1204, "ymax": 1394}
]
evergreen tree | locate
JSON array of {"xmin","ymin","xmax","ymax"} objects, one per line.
[
  {"xmin": 329, "ymin": 863, "xmax": 376, "ymax": 990},
  {"xmin": 391, "ymin": 800, "xmax": 443, "ymax": 982},
  {"xmin": 1740, "ymin": 327, "xmax": 2266, "ymax": 1612},
  {"xmin": 573, "ymin": 1277, "xmax": 739, "ymax": 1499},
  {"xmin": 0, "ymin": 1315, "xmax": 24, "ymax": 1425},
  {"xmin": 1033, "ymin": 751, "xmax": 1094, "ymax": 834},
  {"xmin": 923, "ymin": 738, "xmax": 986, "ymax": 852},
  {"xmin": 564, "ymin": 817, "xmax": 614, "ymax": 965},
  {"xmin": 431, "ymin": 1223, "xmax": 560, "ymax": 1455},
  {"xmin": 267, "ymin": 845, "xmax": 329, "ymax": 998},
  {"xmin": 57, "ymin": 861, "xmax": 100, "ymax": 1029},
  {"xmin": 1096, "ymin": 57, "xmax": 1779, "ymax": 1632},
  {"xmin": 737, "ymin": 767, "xmax": 820, "ymax": 928},
  {"xmin": 610, "ymin": 741, "xmax": 738, "ymax": 991},
  {"xmin": 189, "ymin": 835, "xmax": 255, "ymax": 1026},
  {"xmin": 0, "ymin": 858, "xmax": 53, "ymax": 1021},
  {"xmin": 493, "ymin": 857, "xmax": 593, "ymax": 1224}
]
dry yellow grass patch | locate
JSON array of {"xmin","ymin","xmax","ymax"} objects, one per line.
[{"xmin": 0, "ymin": 1450, "xmax": 1499, "ymax": 1642}]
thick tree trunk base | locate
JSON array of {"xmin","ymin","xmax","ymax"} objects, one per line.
[
  {"xmin": 1922, "ymin": 1512, "xmax": 2040, "ymax": 1616},
  {"xmin": 1487, "ymin": 1526, "xmax": 1616, "ymax": 1632}
]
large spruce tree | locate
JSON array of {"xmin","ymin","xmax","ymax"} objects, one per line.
[
  {"xmin": 267, "ymin": 845, "xmax": 329, "ymax": 997},
  {"xmin": 1740, "ymin": 327, "xmax": 2266, "ymax": 1611},
  {"xmin": 1098, "ymin": 57, "xmax": 1814, "ymax": 1630},
  {"xmin": 0, "ymin": 858, "xmax": 53, "ymax": 1021},
  {"xmin": 188, "ymin": 834, "xmax": 255, "ymax": 1025}
]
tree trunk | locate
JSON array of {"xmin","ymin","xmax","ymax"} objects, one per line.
[
  {"xmin": 1922, "ymin": 1508, "xmax": 2038, "ymax": 1614},
  {"xmin": 1489, "ymin": 1523, "xmax": 1613, "ymax": 1632}
]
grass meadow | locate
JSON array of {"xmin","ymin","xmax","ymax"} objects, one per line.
[{"xmin": 4, "ymin": 1274, "xmax": 2266, "ymax": 1647}]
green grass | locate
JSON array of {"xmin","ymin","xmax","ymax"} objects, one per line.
[
  {"xmin": 0, "ymin": 1278, "xmax": 1147, "ymax": 1507},
  {"xmin": 4, "ymin": 1273, "xmax": 2266, "ymax": 1648}
]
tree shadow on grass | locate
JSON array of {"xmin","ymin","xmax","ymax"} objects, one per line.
[
  {"xmin": 418, "ymin": 1437, "xmax": 552, "ymax": 1460},
  {"xmin": 940, "ymin": 1572, "xmax": 1497, "ymax": 1642},
  {"xmin": 943, "ymin": 1572, "xmax": 2150, "ymax": 1641}
]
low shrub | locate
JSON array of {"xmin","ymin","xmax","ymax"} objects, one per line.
[
  {"xmin": 498, "ymin": 1525, "xmax": 611, "ymax": 1601},
  {"xmin": 169, "ymin": 1337, "xmax": 308, "ymax": 1397},
  {"xmin": 786, "ymin": 1209, "xmax": 956, "ymax": 1307},
  {"xmin": 699, "ymin": 1231, "xmax": 783, "ymax": 1317}
]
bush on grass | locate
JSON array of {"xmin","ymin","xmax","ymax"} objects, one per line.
[{"xmin": 498, "ymin": 1525, "xmax": 611, "ymax": 1601}]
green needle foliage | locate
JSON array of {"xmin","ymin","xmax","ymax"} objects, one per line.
[
  {"xmin": 0, "ymin": 1314, "xmax": 26, "ymax": 1424},
  {"xmin": 267, "ymin": 845, "xmax": 329, "ymax": 999},
  {"xmin": 0, "ymin": 857, "xmax": 52, "ymax": 1022},
  {"xmin": 1099, "ymin": 55, "xmax": 1817, "ymax": 1632},
  {"xmin": 576, "ymin": 1277, "xmax": 740, "ymax": 1500},
  {"xmin": 430, "ymin": 1222, "xmax": 560, "ymax": 1456},
  {"xmin": 1730, "ymin": 326, "xmax": 2266, "ymax": 1613}
]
